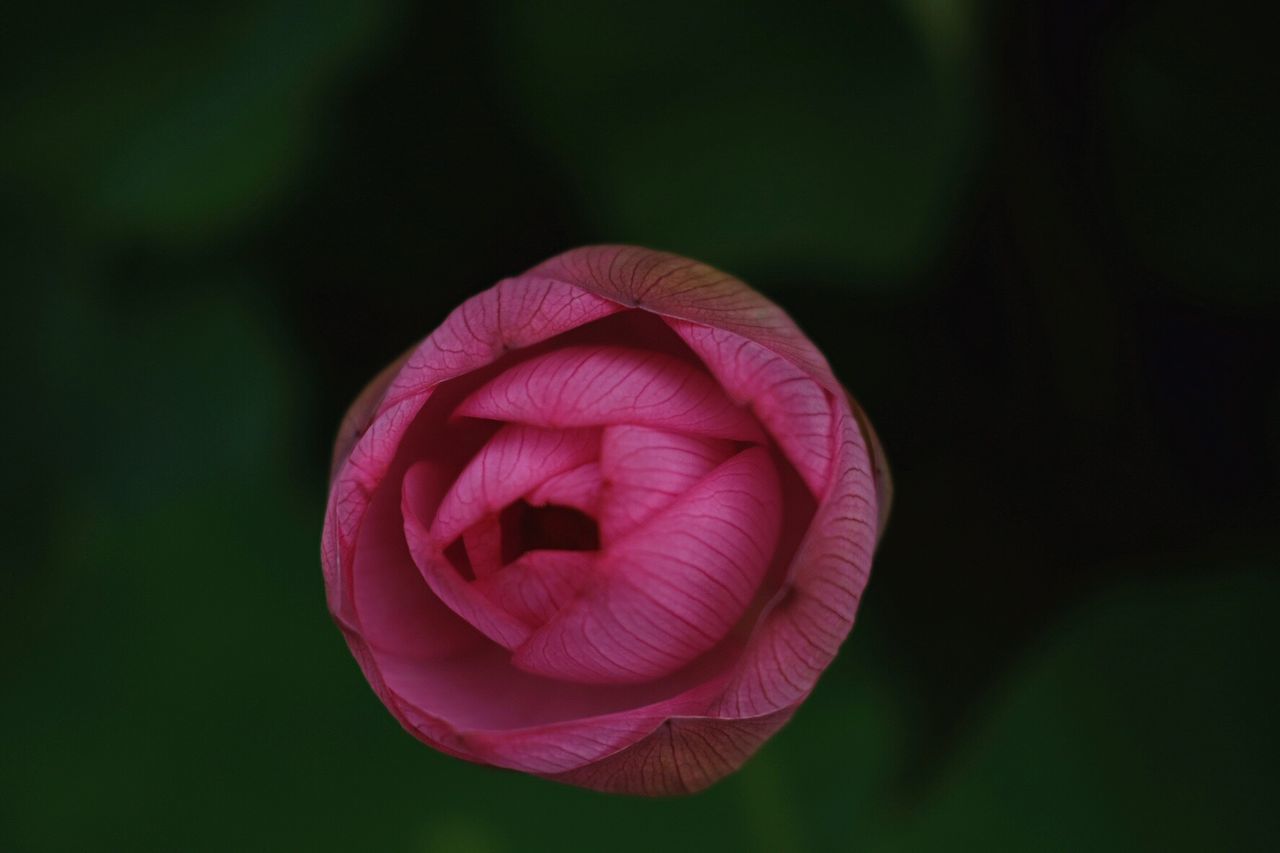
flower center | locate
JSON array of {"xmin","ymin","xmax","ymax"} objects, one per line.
[{"xmin": 503, "ymin": 501, "xmax": 600, "ymax": 562}]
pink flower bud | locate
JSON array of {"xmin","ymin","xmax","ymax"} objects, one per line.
[{"xmin": 322, "ymin": 245, "xmax": 890, "ymax": 795}]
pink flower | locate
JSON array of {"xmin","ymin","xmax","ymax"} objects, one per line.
[{"xmin": 322, "ymin": 245, "xmax": 891, "ymax": 795}]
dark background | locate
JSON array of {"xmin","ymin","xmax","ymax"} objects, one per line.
[{"xmin": 4, "ymin": 1, "xmax": 1277, "ymax": 850}]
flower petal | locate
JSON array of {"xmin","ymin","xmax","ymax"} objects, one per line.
[
  {"xmin": 543, "ymin": 707, "xmax": 796, "ymax": 795},
  {"xmin": 598, "ymin": 425, "xmax": 736, "ymax": 543},
  {"xmin": 848, "ymin": 392, "xmax": 893, "ymax": 537},
  {"xmin": 462, "ymin": 516, "xmax": 503, "ymax": 579},
  {"xmin": 457, "ymin": 673, "xmax": 730, "ymax": 775},
  {"xmin": 474, "ymin": 550, "xmax": 597, "ymax": 626},
  {"xmin": 669, "ymin": 320, "xmax": 836, "ymax": 499},
  {"xmin": 526, "ymin": 462, "xmax": 603, "ymax": 515},
  {"xmin": 526, "ymin": 245, "xmax": 837, "ymax": 392},
  {"xmin": 381, "ymin": 276, "xmax": 625, "ymax": 408},
  {"xmin": 402, "ymin": 460, "xmax": 532, "ymax": 650},
  {"xmin": 329, "ymin": 343, "xmax": 415, "ymax": 481},
  {"xmin": 326, "ymin": 275, "xmax": 622, "ymax": 627},
  {"xmin": 348, "ymin": 459, "xmax": 481, "ymax": 662},
  {"xmin": 712, "ymin": 401, "xmax": 878, "ymax": 717},
  {"xmin": 430, "ymin": 424, "xmax": 599, "ymax": 547},
  {"xmin": 454, "ymin": 345, "xmax": 764, "ymax": 442},
  {"xmin": 513, "ymin": 447, "xmax": 781, "ymax": 683}
]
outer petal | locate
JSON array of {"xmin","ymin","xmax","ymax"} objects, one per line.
[
  {"xmin": 454, "ymin": 667, "xmax": 733, "ymax": 775},
  {"xmin": 381, "ymin": 276, "xmax": 626, "ymax": 406},
  {"xmin": 712, "ymin": 401, "xmax": 878, "ymax": 717},
  {"xmin": 849, "ymin": 392, "xmax": 893, "ymax": 537},
  {"xmin": 329, "ymin": 343, "xmax": 415, "ymax": 481},
  {"xmin": 526, "ymin": 245, "xmax": 837, "ymax": 393},
  {"xmin": 348, "ymin": 457, "xmax": 480, "ymax": 663},
  {"xmin": 544, "ymin": 707, "xmax": 797, "ymax": 795}
]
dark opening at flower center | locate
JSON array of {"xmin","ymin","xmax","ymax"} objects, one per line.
[{"xmin": 499, "ymin": 501, "xmax": 600, "ymax": 563}]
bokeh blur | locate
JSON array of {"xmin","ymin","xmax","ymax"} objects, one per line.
[{"xmin": 3, "ymin": 1, "xmax": 1277, "ymax": 850}]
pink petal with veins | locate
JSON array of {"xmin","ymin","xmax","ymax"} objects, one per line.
[
  {"xmin": 458, "ymin": 672, "xmax": 731, "ymax": 774},
  {"xmin": 326, "ymin": 275, "xmax": 621, "ymax": 627},
  {"xmin": 454, "ymin": 345, "xmax": 764, "ymax": 442},
  {"xmin": 382, "ymin": 277, "xmax": 625, "ymax": 407},
  {"xmin": 670, "ymin": 320, "xmax": 836, "ymax": 499},
  {"xmin": 598, "ymin": 425, "xmax": 736, "ymax": 543},
  {"xmin": 349, "ymin": 457, "xmax": 481, "ymax": 663},
  {"xmin": 323, "ymin": 245, "xmax": 891, "ymax": 796},
  {"xmin": 431, "ymin": 424, "xmax": 599, "ymax": 547},
  {"xmin": 462, "ymin": 517, "xmax": 503, "ymax": 579},
  {"xmin": 527, "ymin": 245, "xmax": 835, "ymax": 390},
  {"xmin": 545, "ymin": 707, "xmax": 796, "ymax": 795},
  {"xmin": 712, "ymin": 402, "xmax": 877, "ymax": 718},
  {"xmin": 513, "ymin": 447, "xmax": 781, "ymax": 683},
  {"xmin": 526, "ymin": 462, "xmax": 603, "ymax": 514},
  {"xmin": 474, "ymin": 550, "xmax": 597, "ymax": 626},
  {"xmin": 403, "ymin": 460, "xmax": 532, "ymax": 650}
]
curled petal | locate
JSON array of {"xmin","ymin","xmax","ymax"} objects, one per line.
[
  {"xmin": 474, "ymin": 550, "xmax": 597, "ymax": 626},
  {"xmin": 322, "ymin": 245, "xmax": 891, "ymax": 797},
  {"xmin": 462, "ymin": 517, "xmax": 503, "ymax": 579},
  {"xmin": 598, "ymin": 425, "xmax": 736, "ymax": 543},
  {"xmin": 526, "ymin": 462, "xmax": 603, "ymax": 515},
  {"xmin": 326, "ymin": 276, "xmax": 622, "ymax": 626},
  {"xmin": 713, "ymin": 402, "xmax": 878, "ymax": 717},
  {"xmin": 431, "ymin": 424, "xmax": 599, "ymax": 547},
  {"xmin": 454, "ymin": 345, "xmax": 764, "ymax": 442},
  {"xmin": 670, "ymin": 320, "xmax": 836, "ymax": 499},
  {"xmin": 403, "ymin": 461, "xmax": 532, "ymax": 650},
  {"xmin": 513, "ymin": 448, "xmax": 781, "ymax": 683},
  {"xmin": 457, "ymin": 672, "xmax": 730, "ymax": 775},
  {"xmin": 527, "ymin": 245, "xmax": 836, "ymax": 391},
  {"xmin": 848, "ymin": 392, "xmax": 893, "ymax": 537},
  {"xmin": 348, "ymin": 459, "xmax": 481, "ymax": 663},
  {"xmin": 329, "ymin": 344, "xmax": 415, "ymax": 481},
  {"xmin": 382, "ymin": 277, "xmax": 625, "ymax": 407},
  {"xmin": 544, "ymin": 707, "xmax": 796, "ymax": 795}
]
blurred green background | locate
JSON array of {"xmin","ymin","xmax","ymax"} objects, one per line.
[{"xmin": 3, "ymin": 1, "xmax": 1277, "ymax": 850}]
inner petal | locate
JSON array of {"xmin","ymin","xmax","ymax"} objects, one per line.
[
  {"xmin": 348, "ymin": 457, "xmax": 482, "ymax": 663},
  {"xmin": 402, "ymin": 460, "xmax": 532, "ymax": 650},
  {"xmin": 527, "ymin": 462, "xmax": 603, "ymax": 515},
  {"xmin": 461, "ymin": 516, "xmax": 503, "ymax": 579},
  {"xmin": 598, "ymin": 425, "xmax": 737, "ymax": 543},
  {"xmin": 453, "ymin": 345, "xmax": 764, "ymax": 442},
  {"xmin": 431, "ymin": 423, "xmax": 599, "ymax": 547},
  {"xmin": 512, "ymin": 446, "xmax": 782, "ymax": 684},
  {"xmin": 474, "ymin": 550, "xmax": 597, "ymax": 627}
]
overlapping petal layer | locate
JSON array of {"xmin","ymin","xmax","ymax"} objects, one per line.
[
  {"xmin": 455, "ymin": 345, "xmax": 764, "ymax": 442},
  {"xmin": 430, "ymin": 424, "xmax": 599, "ymax": 546},
  {"xmin": 512, "ymin": 447, "xmax": 781, "ymax": 683},
  {"xmin": 597, "ymin": 425, "xmax": 736, "ymax": 543},
  {"xmin": 322, "ymin": 245, "xmax": 889, "ymax": 795}
]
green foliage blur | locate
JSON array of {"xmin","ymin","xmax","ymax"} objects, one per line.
[{"xmin": 3, "ymin": 1, "xmax": 1277, "ymax": 850}]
